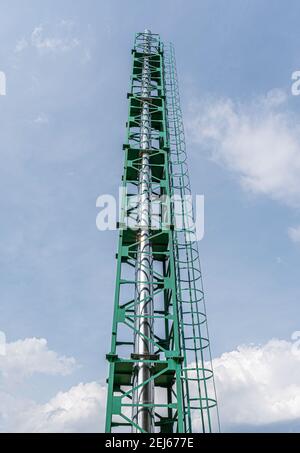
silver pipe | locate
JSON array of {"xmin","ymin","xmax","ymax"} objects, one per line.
[{"xmin": 132, "ymin": 29, "xmax": 155, "ymax": 433}]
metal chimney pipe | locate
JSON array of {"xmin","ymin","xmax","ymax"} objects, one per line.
[{"xmin": 132, "ymin": 29, "xmax": 155, "ymax": 433}]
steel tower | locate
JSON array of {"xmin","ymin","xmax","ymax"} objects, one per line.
[{"xmin": 105, "ymin": 30, "xmax": 219, "ymax": 433}]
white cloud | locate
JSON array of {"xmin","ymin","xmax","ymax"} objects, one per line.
[
  {"xmin": 187, "ymin": 89, "xmax": 300, "ymax": 207},
  {"xmin": 3, "ymin": 382, "xmax": 106, "ymax": 433},
  {"xmin": 15, "ymin": 22, "xmax": 81, "ymax": 54},
  {"xmin": 213, "ymin": 339, "xmax": 300, "ymax": 430},
  {"xmin": 288, "ymin": 225, "xmax": 300, "ymax": 243},
  {"xmin": 0, "ymin": 337, "xmax": 76, "ymax": 381},
  {"xmin": 0, "ymin": 337, "xmax": 105, "ymax": 432},
  {"xmin": 33, "ymin": 114, "xmax": 49, "ymax": 125},
  {"xmin": 59, "ymin": 19, "xmax": 76, "ymax": 28},
  {"xmin": 15, "ymin": 38, "xmax": 28, "ymax": 53},
  {"xmin": 31, "ymin": 26, "xmax": 80, "ymax": 53}
]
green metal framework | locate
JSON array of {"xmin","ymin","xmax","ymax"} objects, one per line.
[{"xmin": 105, "ymin": 31, "xmax": 219, "ymax": 433}]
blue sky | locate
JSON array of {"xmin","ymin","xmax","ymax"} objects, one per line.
[{"xmin": 0, "ymin": 0, "xmax": 300, "ymax": 432}]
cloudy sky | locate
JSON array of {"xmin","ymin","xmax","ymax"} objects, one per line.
[{"xmin": 0, "ymin": 0, "xmax": 300, "ymax": 433}]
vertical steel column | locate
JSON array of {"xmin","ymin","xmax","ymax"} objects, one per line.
[{"xmin": 132, "ymin": 29, "xmax": 155, "ymax": 433}]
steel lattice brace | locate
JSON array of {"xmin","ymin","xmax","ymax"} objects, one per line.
[{"xmin": 105, "ymin": 31, "xmax": 219, "ymax": 433}]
